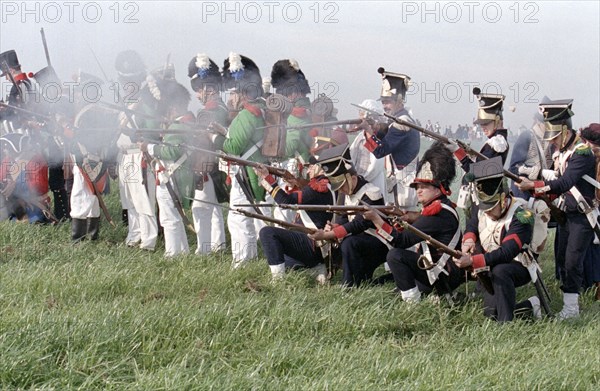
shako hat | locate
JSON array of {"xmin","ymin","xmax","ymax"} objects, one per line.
[
  {"xmin": 378, "ymin": 67, "xmax": 410, "ymax": 101},
  {"xmin": 539, "ymin": 98, "xmax": 574, "ymax": 141},
  {"xmin": 473, "ymin": 87, "xmax": 504, "ymax": 125},
  {"xmin": 311, "ymin": 142, "xmax": 355, "ymax": 191},
  {"xmin": 469, "ymin": 156, "xmax": 508, "ymax": 211}
]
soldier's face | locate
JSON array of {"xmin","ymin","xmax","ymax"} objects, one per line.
[
  {"xmin": 415, "ymin": 183, "xmax": 441, "ymax": 205},
  {"xmin": 381, "ymin": 97, "xmax": 402, "ymax": 115},
  {"xmin": 481, "ymin": 121, "xmax": 496, "ymax": 137}
]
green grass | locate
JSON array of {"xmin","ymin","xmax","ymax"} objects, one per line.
[{"xmin": 1, "ymin": 171, "xmax": 600, "ymax": 389}]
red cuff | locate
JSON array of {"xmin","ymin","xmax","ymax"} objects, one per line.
[
  {"xmin": 472, "ymin": 254, "xmax": 486, "ymax": 269},
  {"xmin": 264, "ymin": 174, "xmax": 277, "ymax": 186},
  {"xmin": 454, "ymin": 148, "xmax": 467, "ymax": 161},
  {"xmin": 380, "ymin": 222, "xmax": 394, "ymax": 234},
  {"xmin": 463, "ymin": 232, "xmax": 477, "ymax": 243},
  {"xmin": 332, "ymin": 225, "xmax": 348, "ymax": 239},
  {"xmin": 363, "ymin": 135, "xmax": 379, "ymax": 152}
]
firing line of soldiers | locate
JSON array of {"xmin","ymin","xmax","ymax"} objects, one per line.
[{"xmin": 1, "ymin": 44, "xmax": 599, "ymax": 322}]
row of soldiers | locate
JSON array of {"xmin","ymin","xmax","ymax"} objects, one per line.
[{"xmin": 1, "ymin": 47, "xmax": 599, "ymax": 322}]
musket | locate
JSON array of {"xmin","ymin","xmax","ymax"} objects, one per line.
[
  {"xmin": 255, "ymin": 118, "xmax": 363, "ymax": 131},
  {"xmin": 0, "ymin": 101, "xmax": 52, "ymax": 121},
  {"xmin": 233, "ymin": 203, "xmax": 406, "ymax": 217},
  {"xmin": 40, "ymin": 28, "xmax": 52, "ymax": 67},
  {"xmin": 161, "ymin": 142, "xmax": 309, "ymax": 188},
  {"xmin": 95, "ymin": 100, "xmax": 169, "ymax": 123},
  {"xmin": 134, "ymin": 128, "xmax": 212, "ymax": 136},
  {"xmin": 354, "ymin": 103, "xmax": 567, "ymax": 225},
  {"xmin": 190, "ymin": 198, "xmax": 317, "ymax": 235},
  {"xmin": 358, "ymin": 200, "xmax": 495, "ymax": 295}
]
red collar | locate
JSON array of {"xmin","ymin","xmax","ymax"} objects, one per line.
[
  {"xmin": 13, "ymin": 73, "xmax": 28, "ymax": 82},
  {"xmin": 243, "ymin": 103, "xmax": 262, "ymax": 117}
]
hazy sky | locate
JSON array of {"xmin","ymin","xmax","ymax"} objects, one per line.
[{"xmin": 1, "ymin": 0, "xmax": 598, "ymax": 130}]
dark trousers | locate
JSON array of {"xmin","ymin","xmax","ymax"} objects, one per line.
[
  {"xmin": 386, "ymin": 248, "xmax": 465, "ymax": 294},
  {"xmin": 259, "ymin": 226, "xmax": 323, "ymax": 268},
  {"xmin": 483, "ymin": 262, "xmax": 531, "ymax": 322},
  {"xmin": 555, "ymin": 212, "xmax": 595, "ymax": 293},
  {"xmin": 340, "ymin": 233, "xmax": 389, "ymax": 287}
]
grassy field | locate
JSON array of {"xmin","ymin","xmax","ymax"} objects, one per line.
[{"xmin": 1, "ymin": 142, "xmax": 600, "ymax": 389}]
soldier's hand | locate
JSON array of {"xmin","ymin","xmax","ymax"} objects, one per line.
[
  {"xmin": 445, "ymin": 139, "xmax": 460, "ymax": 153},
  {"xmin": 516, "ymin": 178, "xmax": 535, "ymax": 191},
  {"xmin": 308, "ymin": 228, "xmax": 335, "ymax": 241},
  {"xmin": 138, "ymin": 141, "xmax": 148, "ymax": 153},
  {"xmin": 362, "ymin": 209, "xmax": 384, "ymax": 226},
  {"xmin": 453, "ymin": 252, "xmax": 473, "ymax": 269},
  {"xmin": 399, "ymin": 211, "xmax": 420, "ymax": 224},
  {"xmin": 461, "ymin": 238, "xmax": 475, "ymax": 254},
  {"xmin": 253, "ymin": 164, "xmax": 269, "ymax": 179}
]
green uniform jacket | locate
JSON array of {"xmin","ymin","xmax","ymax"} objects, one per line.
[
  {"xmin": 222, "ymin": 102, "xmax": 267, "ymax": 201},
  {"xmin": 285, "ymin": 97, "xmax": 312, "ymax": 162}
]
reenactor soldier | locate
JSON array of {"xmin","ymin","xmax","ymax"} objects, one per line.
[
  {"xmin": 517, "ymin": 100, "xmax": 597, "ymax": 319},
  {"xmin": 363, "ymin": 141, "xmax": 464, "ymax": 302},
  {"xmin": 308, "ymin": 143, "xmax": 389, "ymax": 287},
  {"xmin": 221, "ymin": 52, "xmax": 268, "ymax": 267},
  {"xmin": 142, "ymin": 79, "xmax": 195, "ymax": 257},
  {"xmin": 187, "ymin": 53, "xmax": 228, "ymax": 254},
  {"xmin": 115, "ymin": 50, "xmax": 160, "ymax": 251},
  {"xmin": 0, "ymin": 50, "xmax": 37, "ymax": 128},
  {"xmin": 456, "ymin": 157, "xmax": 542, "ymax": 322},
  {"xmin": 579, "ymin": 123, "xmax": 600, "ymax": 300},
  {"xmin": 363, "ymin": 68, "xmax": 420, "ymax": 209},
  {"xmin": 255, "ymin": 163, "xmax": 335, "ymax": 283}
]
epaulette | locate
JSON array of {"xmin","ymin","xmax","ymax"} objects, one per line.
[
  {"xmin": 574, "ymin": 143, "xmax": 592, "ymax": 156},
  {"xmin": 421, "ymin": 199, "xmax": 442, "ymax": 216},
  {"xmin": 515, "ymin": 206, "xmax": 535, "ymax": 225}
]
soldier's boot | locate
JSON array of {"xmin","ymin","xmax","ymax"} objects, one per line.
[
  {"xmin": 71, "ymin": 218, "xmax": 87, "ymax": 243},
  {"xmin": 269, "ymin": 263, "xmax": 286, "ymax": 282},
  {"xmin": 87, "ymin": 217, "xmax": 100, "ymax": 241},
  {"xmin": 401, "ymin": 287, "xmax": 422, "ymax": 303},
  {"xmin": 557, "ymin": 292, "xmax": 579, "ymax": 319},
  {"xmin": 52, "ymin": 189, "xmax": 70, "ymax": 221}
]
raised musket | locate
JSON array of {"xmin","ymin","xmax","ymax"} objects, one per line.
[
  {"xmin": 40, "ymin": 28, "xmax": 52, "ymax": 67},
  {"xmin": 255, "ymin": 118, "xmax": 363, "ymax": 131},
  {"xmin": 233, "ymin": 203, "xmax": 406, "ymax": 217},
  {"xmin": 162, "ymin": 142, "xmax": 309, "ymax": 188},
  {"xmin": 354, "ymin": 103, "xmax": 567, "ymax": 225},
  {"xmin": 190, "ymin": 198, "xmax": 317, "ymax": 235}
]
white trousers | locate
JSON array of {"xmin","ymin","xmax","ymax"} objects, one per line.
[
  {"xmin": 156, "ymin": 183, "xmax": 189, "ymax": 257},
  {"xmin": 191, "ymin": 177, "xmax": 226, "ymax": 254},
  {"xmin": 70, "ymin": 165, "xmax": 100, "ymax": 219},
  {"xmin": 227, "ymin": 174, "xmax": 268, "ymax": 267},
  {"xmin": 119, "ymin": 151, "xmax": 158, "ymax": 250}
]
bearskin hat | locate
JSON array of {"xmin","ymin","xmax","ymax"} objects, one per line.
[
  {"xmin": 410, "ymin": 141, "xmax": 456, "ymax": 195},
  {"xmin": 581, "ymin": 123, "xmax": 600, "ymax": 146},
  {"xmin": 270, "ymin": 59, "xmax": 311, "ymax": 96},
  {"xmin": 222, "ymin": 52, "xmax": 263, "ymax": 100},
  {"xmin": 188, "ymin": 53, "xmax": 222, "ymax": 92}
]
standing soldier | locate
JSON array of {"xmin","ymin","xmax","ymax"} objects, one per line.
[
  {"xmin": 187, "ymin": 53, "xmax": 228, "ymax": 255},
  {"xmin": 221, "ymin": 53, "xmax": 267, "ymax": 267},
  {"xmin": 142, "ymin": 80, "xmax": 194, "ymax": 257},
  {"xmin": 517, "ymin": 100, "xmax": 596, "ymax": 319},
  {"xmin": 448, "ymin": 88, "xmax": 509, "ymax": 213},
  {"xmin": 114, "ymin": 50, "xmax": 159, "ymax": 251},
  {"xmin": 363, "ymin": 68, "xmax": 420, "ymax": 209}
]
